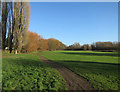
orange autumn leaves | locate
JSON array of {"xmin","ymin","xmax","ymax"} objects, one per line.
[
  {"xmin": 39, "ymin": 39, "xmax": 48, "ymax": 51},
  {"xmin": 23, "ymin": 31, "xmax": 66, "ymax": 52},
  {"xmin": 48, "ymin": 38, "xmax": 61, "ymax": 51},
  {"xmin": 24, "ymin": 31, "xmax": 40, "ymax": 52}
]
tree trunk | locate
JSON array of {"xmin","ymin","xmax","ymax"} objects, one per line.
[{"xmin": 15, "ymin": 50, "xmax": 17, "ymax": 54}]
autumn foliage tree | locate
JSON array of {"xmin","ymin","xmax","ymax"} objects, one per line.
[
  {"xmin": 38, "ymin": 39, "xmax": 48, "ymax": 51},
  {"xmin": 22, "ymin": 31, "xmax": 66, "ymax": 52},
  {"xmin": 83, "ymin": 44, "xmax": 89, "ymax": 50},
  {"xmin": 47, "ymin": 38, "xmax": 61, "ymax": 51},
  {"xmin": 57, "ymin": 42, "xmax": 66, "ymax": 50},
  {"xmin": 91, "ymin": 41, "xmax": 118, "ymax": 51},
  {"xmin": 24, "ymin": 31, "xmax": 40, "ymax": 52}
]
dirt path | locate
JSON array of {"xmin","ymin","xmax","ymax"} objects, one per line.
[{"xmin": 37, "ymin": 54, "xmax": 96, "ymax": 91}]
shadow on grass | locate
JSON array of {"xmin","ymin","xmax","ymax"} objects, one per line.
[
  {"xmin": 61, "ymin": 52, "xmax": 118, "ymax": 57},
  {"xmin": 6, "ymin": 58, "xmax": 50, "ymax": 68},
  {"xmin": 63, "ymin": 60, "xmax": 119, "ymax": 66},
  {"xmin": 52, "ymin": 60, "xmax": 119, "ymax": 76}
]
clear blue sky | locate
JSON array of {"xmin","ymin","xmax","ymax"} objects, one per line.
[{"xmin": 29, "ymin": 2, "xmax": 118, "ymax": 46}]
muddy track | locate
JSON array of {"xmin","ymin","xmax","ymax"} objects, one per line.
[{"xmin": 36, "ymin": 54, "xmax": 96, "ymax": 91}]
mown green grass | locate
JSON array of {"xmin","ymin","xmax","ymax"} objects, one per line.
[
  {"xmin": 2, "ymin": 52, "xmax": 67, "ymax": 90},
  {"xmin": 40, "ymin": 51, "xmax": 119, "ymax": 90}
]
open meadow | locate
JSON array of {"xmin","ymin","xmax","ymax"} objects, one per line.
[
  {"xmin": 2, "ymin": 51, "xmax": 119, "ymax": 90},
  {"xmin": 40, "ymin": 51, "xmax": 119, "ymax": 90}
]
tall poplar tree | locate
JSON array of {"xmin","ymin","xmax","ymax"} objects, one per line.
[
  {"xmin": 1, "ymin": 1, "xmax": 30, "ymax": 53},
  {"xmin": 2, "ymin": 2, "xmax": 9, "ymax": 50},
  {"xmin": 13, "ymin": 2, "xmax": 30, "ymax": 53}
]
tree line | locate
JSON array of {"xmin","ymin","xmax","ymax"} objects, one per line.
[
  {"xmin": 22, "ymin": 30, "xmax": 66, "ymax": 52},
  {"xmin": 66, "ymin": 42, "xmax": 119, "ymax": 52}
]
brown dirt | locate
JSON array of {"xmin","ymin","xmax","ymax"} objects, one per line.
[{"xmin": 37, "ymin": 54, "xmax": 96, "ymax": 91}]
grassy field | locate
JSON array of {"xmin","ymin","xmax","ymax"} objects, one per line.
[
  {"xmin": 2, "ymin": 52, "xmax": 67, "ymax": 90},
  {"xmin": 40, "ymin": 51, "xmax": 119, "ymax": 90}
]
